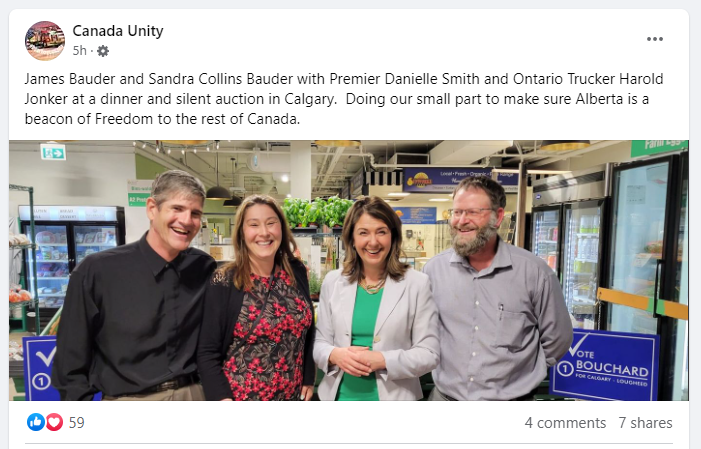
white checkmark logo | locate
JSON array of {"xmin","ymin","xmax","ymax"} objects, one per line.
[
  {"xmin": 568, "ymin": 334, "xmax": 589, "ymax": 357},
  {"xmin": 37, "ymin": 348, "xmax": 57, "ymax": 367}
]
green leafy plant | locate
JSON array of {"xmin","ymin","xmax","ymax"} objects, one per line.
[
  {"xmin": 305, "ymin": 198, "xmax": 326, "ymax": 227},
  {"xmin": 308, "ymin": 270, "xmax": 322, "ymax": 298},
  {"xmin": 322, "ymin": 196, "xmax": 354, "ymax": 227},
  {"xmin": 282, "ymin": 198, "xmax": 310, "ymax": 228}
]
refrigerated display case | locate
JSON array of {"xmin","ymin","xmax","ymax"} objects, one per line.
[
  {"xmin": 530, "ymin": 206, "xmax": 561, "ymax": 274},
  {"xmin": 600, "ymin": 152, "xmax": 689, "ymax": 400},
  {"xmin": 531, "ymin": 165, "xmax": 612, "ymax": 327},
  {"xmin": 19, "ymin": 206, "xmax": 125, "ymax": 317},
  {"xmin": 561, "ymin": 200, "xmax": 605, "ymax": 329}
]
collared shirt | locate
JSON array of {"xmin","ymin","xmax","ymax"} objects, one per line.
[
  {"xmin": 52, "ymin": 232, "xmax": 216, "ymax": 400},
  {"xmin": 423, "ymin": 238, "xmax": 572, "ymax": 400}
]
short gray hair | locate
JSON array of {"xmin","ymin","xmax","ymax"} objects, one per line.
[
  {"xmin": 453, "ymin": 176, "xmax": 506, "ymax": 210},
  {"xmin": 151, "ymin": 170, "xmax": 206, "ymax": 207}
]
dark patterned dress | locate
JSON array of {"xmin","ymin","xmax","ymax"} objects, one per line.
[{"xmin": 222, "ymin": 270, "xmax": 312, "ymax": 401}]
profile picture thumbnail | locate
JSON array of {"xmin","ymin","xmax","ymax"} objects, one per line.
[{"xmin": 25, "ymin": 21, "xmax": 65, "ymax": 61}]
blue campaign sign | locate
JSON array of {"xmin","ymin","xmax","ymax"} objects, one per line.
[
  {"xmin": 393, "ymin": 207, "xmax": 437, "ymax": 224},
  {"xmin": 550, "ymin": 329, "xmax": 660, "ymax": 401},
  {"xmin": 403, "ymin": 168, "xmax": 492, "ymax": 193},
  {"xmin": 23, "ymin": 336, "xmax": 60, "ymax": 401},
  {"xmin": 22, "ymin": 336, "xmax": 102, "ymax": 401}
]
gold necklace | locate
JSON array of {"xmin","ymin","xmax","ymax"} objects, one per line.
[{"xmin": 359, "ymin": 277, "xmax": 385, "ymax": 295}]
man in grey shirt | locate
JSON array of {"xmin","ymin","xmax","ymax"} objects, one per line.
[{"xmin": 424, "ymin": 176, "xmax": 572, "ymax": 401}]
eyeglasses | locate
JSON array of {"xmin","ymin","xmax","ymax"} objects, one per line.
[{"xmin": 449, "ymin": 208, "xmax": 493, "ymax": 218}]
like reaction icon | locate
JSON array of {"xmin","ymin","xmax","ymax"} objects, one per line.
[
  {"xmin": 27, "ymin": 413, "xmax": 45, "ymax": 431},
  {"xmin": 46, "ymin": 413, "xmax": 63, "ymax": 431}
]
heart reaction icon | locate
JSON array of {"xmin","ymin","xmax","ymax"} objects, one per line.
[{"xmin": 46, "ymin": 413, "xmax": 63, "ymax": 431}]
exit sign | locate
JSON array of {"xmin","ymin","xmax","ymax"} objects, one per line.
[{"xmin": 40, "ymin": 143, "xmax": 67, "ymax": 161}]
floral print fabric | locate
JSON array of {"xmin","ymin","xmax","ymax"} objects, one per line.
[{"xmin": 223, "ymin": 270, "xmax": 312, "ymax": 400}]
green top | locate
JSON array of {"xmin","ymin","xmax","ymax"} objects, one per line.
[{"xmin": 336, "ymin": 286, "xmax": 384, "ymax": 401}]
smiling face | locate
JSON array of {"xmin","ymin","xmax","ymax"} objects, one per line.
[
  {"xmin": 242, "ymin": 204, "xmax": 283, "ymax": 270},
  {"xmin": 450, "ymin": 187, "xmax": 504, "ymax": 257},
  {"xmin": 146, "ymin": 192, "xmax": 203, "ymax": 261},
  {"xmin": 353, "ymin": 213, "xmax": 392, "ymax": 276}
]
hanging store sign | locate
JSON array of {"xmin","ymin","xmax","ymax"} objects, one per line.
[
  {"xmin": 631, "ymin": 140, "xmax": 688, "ymax": 158},
  {"xmin": 550, "ymin": 329, "xmax": 660, "ymax": 401},
  {"xmin": 19, "ymin": 205, "xmax": 118, "ymax": 222},
  {"xmin": 40, "ymin": 143, "xmax": 67, "ymax": 161},
  {"xmin": 402, "ymin": 168, "xmax": 518, "ymax": 193},
  {"xmin": 496, "ymin": 172, "xmax": 519, "ymax": 193},
  {"xmin": 127, "ymin": 180, "xmax": 153, "ymax": 207},
  {"xmin": 403, "ymin": 168, "xmax": 492, "ymax": 193},
  {"xmin": 392, "ymin": 207, "xmax": 437, "ymax": 224}
]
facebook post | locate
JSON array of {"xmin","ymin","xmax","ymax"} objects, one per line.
[{"xmin": 2, "ymin": 5, "xmax": 694, "ymax": 449}]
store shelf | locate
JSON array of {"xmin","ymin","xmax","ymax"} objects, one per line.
[
  {"xmin": 291, "ymin": 227, "xmax": 321, "ymax": 235},
  {"xmin": 37, "ymin": 259, "xmax": 69, "ymax": 263},
  {"xmin": 37, "ymin": 292, "xmax": 66, "ymax": 297},
  {"xmin": 575, "ymin": 258, "xmax": 599, "ymax": 263},
  {"xmin": 76, "ymin": 243, "xmax": 116, "ymax": 247},
  {"xmin": 9, "ymin": 243, "xmax": 35, "ymax": 250},
  {"xmin": 10, "ymin": 183, "xmax": 41, "ymax": 334},
  {"xmin": 36, "ymin": 243, "xmax": 67, "ymax": 247},
  {"xmin": 33, "ymin": 277, "xmax": 70, "ymax": 281},
  {"xmin": 9, "ymin": 300, "xmax": 36, "ymax": 310},
  {"xmin": 576, "ymin": 233, "xmax": 599, "ymax": 237}
]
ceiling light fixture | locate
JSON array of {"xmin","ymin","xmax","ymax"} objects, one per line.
[
  {"xmin": 388, "ymin": 192, "xmax": 411, "ymax": 197},
  {"xmin": 223, "ymin": 195, "xmax": 242, "ymax": 207},
  {"xmin": 540, "ymin": 140, "xmax": 591, "ymax": 152},
  {"xmin": 281, "ymin": 174, "xmax": 289, "ymax": 183},
  {"xmin": 428, "ymin": 198, "xmax": 450, "ymax": 202},
  {"xmin": 206, "ymin": 153, "xmax": 231, "ymax": 200},
  {"xmin": 314, "ymin": 140, "xmax": 361, "ymax": 148}
]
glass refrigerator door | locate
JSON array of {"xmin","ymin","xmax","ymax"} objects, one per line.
[
  {"xmin": 26, "ymin": 224, "xmax": 70, "ymax": 308},
  {"xmin": 562, "ymin": 201, "xmax": 603, "ymax": 330},
  {"xmin": 606, "ymin": 159, "xmax": 671, "ymax": 335},
  {"xmin": 74, "ymin": 225, "xmax": 119, "ymax": 266},
  {"xmin": 531, "ymin": 207, "xmax": 560, "ymax": 273},
  {"xmin": 670, "ymin": 154, "xmax": 688, "ymax": 400}
]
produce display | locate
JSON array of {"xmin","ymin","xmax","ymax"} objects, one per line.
[
  {"xmin": 9, "ymin": 284, "xmax": 33, "ymax": 304},
  {"xmin": 282, "ymin": 196, "xmax": 354, "ymax": 228}
]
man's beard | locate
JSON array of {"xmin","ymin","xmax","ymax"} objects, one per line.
[{"xmin": 451, "ymin": 214, "xmax": 498, "ymax": 258}]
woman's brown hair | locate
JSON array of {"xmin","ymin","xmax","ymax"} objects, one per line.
[
  {"xmin": 219, "ymin": 194, "xmax": 298, "ymax": 291},
  {"xmin": 341, "ymin": 196, "xmax": 408, "ymax": 283}
]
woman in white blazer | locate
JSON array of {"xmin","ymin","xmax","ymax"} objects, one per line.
[{"xmin": 313, "ymin": 196, "xmax": 439, "ymax": 401}]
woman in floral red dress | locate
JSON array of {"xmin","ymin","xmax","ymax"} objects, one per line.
[{"xmin": 197, "ymin": 195, "xmax": 315, "ymax": 401}]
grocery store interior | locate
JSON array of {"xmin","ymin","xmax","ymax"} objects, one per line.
[{"xmin": 8, "ymin": 139, "xmax": 688, "ymax": 401}]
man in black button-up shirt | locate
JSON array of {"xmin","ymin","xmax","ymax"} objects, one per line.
[{"xmin": 52, "ymin": 170, "xmax": 216, "ymax": 400}]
